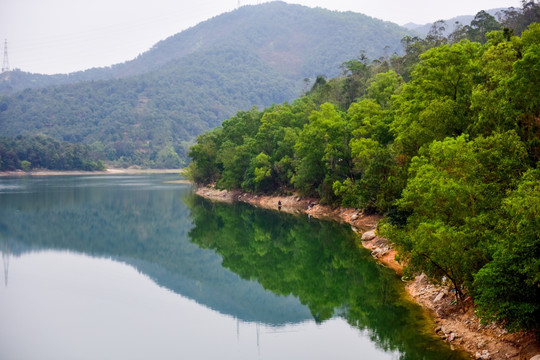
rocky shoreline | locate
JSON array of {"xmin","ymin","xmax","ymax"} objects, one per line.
[{"xmin": 195, "ymin": 185, "xmax": 539, "ymax": 360}]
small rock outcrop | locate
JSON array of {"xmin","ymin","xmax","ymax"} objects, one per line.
[{"xmin": 361, "ymin": 230, "xmax": 376, "ymax": 241}]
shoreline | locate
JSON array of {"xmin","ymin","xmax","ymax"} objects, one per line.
[
  {"xmin": 0, "ymin": 168, "xmax": 182, "ymax": 177},
  {"xmin": 195, "ymin": 185, "xmax": 539, "ymax": 360}
]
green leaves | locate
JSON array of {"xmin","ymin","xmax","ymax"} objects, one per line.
[
  {"xmin": 384, "ymin": 132, "xmax": 529, "ymax": 306},
  {"xmin": 391, "ymin": 41, "xmax": 483, "ymax": 158},
  {"xmin": 473, "ymin": 169, "xmax": 540, "ymax": 331},
  {"xmin": 186, "ymin": 129, "xmax": 222, "ymax": 184}
]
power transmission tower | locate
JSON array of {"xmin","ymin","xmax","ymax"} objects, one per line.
[{"xmin": 2, "ymin": 39, "xmax": 9, "ymax": 72}]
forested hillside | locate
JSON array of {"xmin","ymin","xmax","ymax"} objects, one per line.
[
  {"xmin": 0, "ymin": 134, "xmax": 105, "ymax": 171},
  {"xmin": 187, "ymin": 5, "xmax": 540, "ymax": 334},
  {"xmin": 1, "ymin": 1, "xmax": 411, "ymax": 94},
  {"xmin": 0, "ymin": 2, "xmax": 411, "ymax": 167},
  {"xmin": 0, "ymin": 47, "xmax": 295, "ymax": 168}
]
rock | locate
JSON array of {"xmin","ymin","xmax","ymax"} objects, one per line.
[
  {"xmin": 361, "ymin": 230, "xmax": 376, "ymax": 241},
  {"xmin": 448, "ymin": 332, "xmax": 457, "ymax": 342},
  {"xmin": 477, "ymin": 341, "xmax": 486, "ymax": 349},
  {"xmin": 371, "ymin": 248, "xmax": 383, "ymax": 258},
  {"xmin": 434, "ymin": 291, "xmax": 446, "ymax": 302},
  {"xmin": 529, "ymin": 355, "xmax": 540, "ymax": 360},
  {"xmin": 416, "ymin": 273, "xmax": 428, "ymax": 283},
  {"xmin": 475, "ymin": 350, "xmax": 490, "ymax": 359},
  {"xmin": 351, "ymin": 214, "xmax": 359, "ymax": 220}
]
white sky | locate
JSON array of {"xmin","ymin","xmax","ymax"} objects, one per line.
[{"xmin": 0, "ymin": 0, "xmax": 522, "ymax": 75}]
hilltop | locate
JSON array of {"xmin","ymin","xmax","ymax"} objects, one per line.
[
  {"xmin": 0, "ymin": 2, "xmax": 410, "ymax": 94},
  {"xmin": 0, "ymin": 2, "xmax": 412, "ymax": 166}
]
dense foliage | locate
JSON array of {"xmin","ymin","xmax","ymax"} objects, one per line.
[
  {"xmin": 0, "ymin": 134, "xmax": 105, "ymax": 171},
  {"xmin": 0, "ymin": 46, "xmax": 295, "ymax": 168},
  {"xmin": 188, "ymin": 13, "xmax": 540, "ymax": 333}
]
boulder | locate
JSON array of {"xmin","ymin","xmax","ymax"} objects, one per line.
[
  {"xmin": 475, "ymin": 350, "xmax": 490, "ymax": 359},
  {"xmin": 361, "ymin": 230, "xmax": 376, "ymax": 241},
  {"xmin": 371, "ymin": 248, "xmax": 382, "ymax": 258},
  {"xmin": 434, "ymin": 291, "xmax": 446, "ymax": 302}
]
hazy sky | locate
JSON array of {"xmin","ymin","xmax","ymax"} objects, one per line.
[{"xmin": 0, "ymin": 0, "xmax": 522, "ymax": 75}]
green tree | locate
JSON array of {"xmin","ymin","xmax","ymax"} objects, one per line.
[
  {"xmin": 501, "ymin": 0, "xmax": 540, "ymax": 35},
  {"xmin": 467, "ymin": 11, "xmax": 502, "ymax": 43},
  {"xmin": 391, "ymin": 40, "xmax": 482, "ymax": 158},
  {"xmin": 249, "ymin": 101, "xmax": 312, "ymax": 190},
  {"xmin": 365, "ymin": 70, "xmax": 403, "ymax": 110},
  {"xmin": 340, "ymin": 55, "xmax": 372, "ymax": 109},
  {"xmin": 155, "ymin": 144, "xmax": 183, "ymax": 168},
  {"xmin": 469, "ymin": 31, "xmax": 521, "ymax": 136},
  {"xmin": 380, "ymin": 132, "xmax": 529, "ymax": 305},
  {"xmin": 216, "ymin": 140, "xmax": 254, "ymax": 190},
  {"xmin": 473, "ymin": 169, "xmax": 540, "ymax": 331},
  {"xmin": 293, "ymin": 103, "xmax": 349, "ymax": 202},
  {"xmin": 20, "ymin": 160, "xmax": 32, "ymax": 172},
  {"xmin": 507, "ymin": 23, "xmax": 540, "ymax": 162},
  {"xmin": 186, "ymin": 129, "xmax": 223, "ymax": 184},
  {"xmin": 242, "ymin": 152, "xmax": 273, "ymax": 192}
]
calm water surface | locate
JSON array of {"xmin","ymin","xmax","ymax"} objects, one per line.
[{"xmin": 0, "ymin": 174, "xmax": 467, "ymax": 360}]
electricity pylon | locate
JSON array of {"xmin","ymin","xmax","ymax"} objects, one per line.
[{"xmin": 2, "ymin": 39, "xmax": 10, "ymax": 72}]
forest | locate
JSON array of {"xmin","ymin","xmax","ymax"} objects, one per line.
[
  {"xmin": 0, "ymin": 134, "xmax": 105, "ymax": 171},
  {"xmin": 187, "ymin": 5, "xmax": 540, "ymax": 333}
]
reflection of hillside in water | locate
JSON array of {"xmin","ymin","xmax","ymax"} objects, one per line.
[
  {"xmin": 186, "ymin": 195, "xmax": 468, "ymax": 360},
  {"xmin": 0, "ymin": 174, "xmax": 311, "ymax": 325},
  {"xmin": 0, "ymin": 174, "xmax": 467, "ymax": 359}
]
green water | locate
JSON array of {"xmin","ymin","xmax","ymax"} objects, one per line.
[{"xmin": 0, "ymin": 174, "xmax": 468, "ymax": 359}]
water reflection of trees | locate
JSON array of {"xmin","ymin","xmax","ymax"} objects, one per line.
[
  {"xmin": 0, "ymin": 175, "xmax": 311, "ymax": 324},
  {"xmin": 187, "ymin": 195, "xmax": 466, "ymax": 360}
]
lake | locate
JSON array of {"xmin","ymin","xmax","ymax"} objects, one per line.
[{"xmin": 0, "ymin": 174, "xmax": 467, "ymax": 360}]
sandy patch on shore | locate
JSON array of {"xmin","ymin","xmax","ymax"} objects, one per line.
[{"xmin": 0, "ymin": 168, "xmax": 182, "ymax": 177}]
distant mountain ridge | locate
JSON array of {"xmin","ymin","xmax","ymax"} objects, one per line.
[
  {"xmin": 0, "ymin": 1, "xmax": 413, "ymax": 166},
  {"xmin": 402, "ymin": 8, "xmax": 506, "ymax": 36},
  {"xmin": 0, "ymin": 2, "xmax": 409, "ymax": 95}
]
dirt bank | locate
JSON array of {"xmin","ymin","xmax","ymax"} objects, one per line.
[{"xmin": 195, "ymin": 185, "xmax": 539, "ymax": 360}]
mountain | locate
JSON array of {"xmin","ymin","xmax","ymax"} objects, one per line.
[
  {"xmin": 0, "ymin": 2, "xmax": 411, "ymax": 95},
  {"xmin": 0, "ymin": 1, "xmax": 412, "ymax": 166},
  {"xmin": 402, "ymin": 8, "xmax": 505, "ymax": 36}
]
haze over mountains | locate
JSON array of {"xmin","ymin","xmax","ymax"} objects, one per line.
[
  {"xmin": 0, "ymin": 2, "xmax": 411, "ymax": 94},
  {"xmin": 402, "ymin": 8, "xmax": 505, "ymax": 36},
  {"xmin": 0, "ymin": 1, "xmax": 502, "ymax": 167},
  {"xmin": 0, "ymin": 2, "xmax": 413, "ymax": 166}
]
